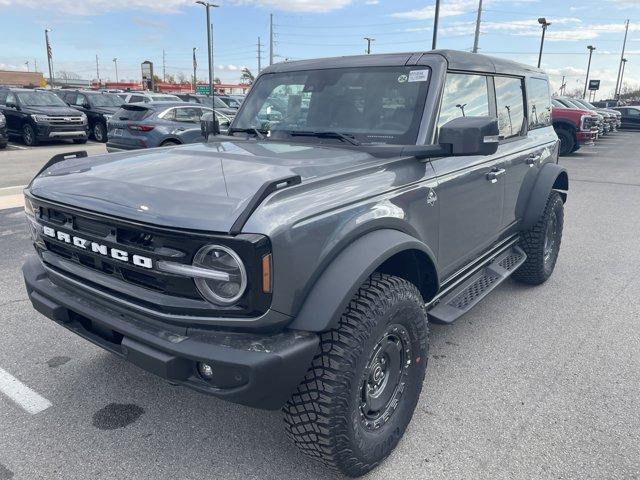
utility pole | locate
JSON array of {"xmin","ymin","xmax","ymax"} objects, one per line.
[
  {"xmin": 432, "ymin": 0, "xmax": 440, "ymax": 50},
  {"xmin": 193, "ymin": 47, "xmax": 198, "ymax": 92},
  {"xmin": 113, "ymin": 57, "xmax": 119, "ymax": 83},
  {"xmin": 195, "ymin": 1, "xmax": 219, "ymax": 98},
  {"xmin": 34, "ymin": 59, "xmax": 37, "ymax": 72},
  {"xmin": 45, "ymin": 28, "xmax": 54, "ymax": 87},
  {"xmin": 614, "ymin": 19, "xmax": 629, "ymax": 100},
  {"xmin": 162, "ymin": 49, "xmax": 166, "ymax": 82},
  {"xmin": 95, "ymin": 54, "xmax": 100, "ymax": 85},
  {"xmin": 257, "ymin": 37, "xmax": 262, "ymax": 73},
  {"xmin": 25, "ymin": 61, "xmax": 29, "ymax": 72},
  {"xmin": 537, "ymin": 17, "xmax": 551, "ymax": 68},
  {"xmin": 560, "ymin": 75, "xmax": 566, "ymax": 95},
  {"xmin": 364, "ymin": 37, "xmax": 375, "ymax": 54},
  {"xmin": 472, "ymin": 0, "xmax": 483, "ymax": 53},
  {"xmin": 269, "ymin": 13, "xmax": 274, "ymax": 66},
  {"xmin": 583, "ymin": 45, "xmax": 596, "ymax": 99}
]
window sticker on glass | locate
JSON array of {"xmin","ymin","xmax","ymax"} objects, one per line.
[{"xmin": 408, "ymin": 70, "xmax": 429, "ymax": 83}]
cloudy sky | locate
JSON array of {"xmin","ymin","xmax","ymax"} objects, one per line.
[{"xmin": 0, "ymin": 0, "xmax": 638, "ymax": 98}]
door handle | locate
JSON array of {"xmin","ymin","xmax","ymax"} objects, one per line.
[
  {"xmin": 526, "ymin": 154, "xmax": 541, "ymax": 166},
  {"xmin": 486, "ymin": 168, "xmax": 506, "ymax": 183}
]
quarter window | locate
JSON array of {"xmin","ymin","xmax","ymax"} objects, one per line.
[
  {"xmin": 438, "ymin": 73, "xmax": 490, "ymax": 129},
  {"xmin": 527, "ymin": 78, "xmax": 552, "ymax": 129},
  {"xmin": 494, "ymin": 76, "xmax": 525, "ymax": 139}
]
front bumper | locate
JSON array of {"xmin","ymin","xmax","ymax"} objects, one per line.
[
  {"xmin": 23, "ymin": 255, "xmax": 318, "ymax": 410},
  {"xmin": 577, "ymin": 130, "xmax": 597, "ymax": 145},
  {"xmin": 35, "ymin": 124, "xmax": 88, "ymax": 141}
]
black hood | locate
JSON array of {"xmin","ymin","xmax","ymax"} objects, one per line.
[
  {"xmin": 24, "ymin": 105, "xmax": 84, "ymax": 116},
  {"xmin": 28, "ymin": 140, "xmax": 376, "ymax": 232}
]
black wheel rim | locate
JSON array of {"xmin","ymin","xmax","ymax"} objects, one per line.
[
  {"xmin": 359, "ymin": 324, "xmax": 412, "ymax": 430},
  {"xmin": 94, "ymin": 124, "xmax": 104, "ymax": 141},
  {"xmin": 544, "ymin": 211, "xmax": 558, "ymax": 265},
  {"xmin": 24, "ymin": 126, "xmax": 33, "ymax": 145}
]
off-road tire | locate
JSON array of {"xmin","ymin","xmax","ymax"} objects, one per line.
[
  {"xmin": 513, "ymin": 191, "xmax": 564, "ymax": 285},
  {"xmin": 93, "ymin": 122, "xmax": 107, "ymax": 142},
  {"xmin": 556, "ymin": 128, "xmax": 574, "ymax": 156},
  {"xmin": 22, "ymin": 124, "xmax": 39, "ymax": 146},
  {"xmin": 283, "ymin": 273, "xmax": 429, "ymax": 477}
]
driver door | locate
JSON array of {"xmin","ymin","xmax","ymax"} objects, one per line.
[{"xmin": 430, "ymin": 72, "xmax": 505, "ymax": 277}]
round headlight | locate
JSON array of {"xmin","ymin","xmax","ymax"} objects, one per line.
[{"xmin": 193, "ymin": 245, "xmax": 247, "ymax": 305}]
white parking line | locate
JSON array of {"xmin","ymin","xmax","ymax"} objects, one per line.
[
  {"xmin": 0, "ymin": 367, "xmax": 52, "ymax": 414},
  {"xmin": 7, "ymin": 143, "xmax": 27, "ymax": 150}
]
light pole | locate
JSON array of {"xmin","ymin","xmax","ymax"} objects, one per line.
[
  {"xmin": 432, "ymin": 0, "xmax": 441, "ymax": 50},
  {"xmin": 195, "ymin": 1, "xmax": 219, "ymax": 99},
  {"xmin": 192, "ymin": 47, "xmax": 198, "ymax": 92},
  {"xmin": 537, "ymin": 17, "xmax": 551, "ymax": 68},
  {"xmin": 364, "ymin": 37, "xmax": 375, "ymax": 54},
  {"xmin": 583, "ymin": 45, "xmax": 596, "ymax": 99},
  {"xmin": 113, "ymin": 58, "xmax": 119, "ymax": 83},
  {"xmin": 619, "ymin": 58, "xmax": 628, "ymax": 98},
  {"xmin": 44, "ymin": 28, "xmax": 54, "ymax": 87},
  {"xmin": 25, "ymin": 61, "xmax": 29, "ymax": 72}
]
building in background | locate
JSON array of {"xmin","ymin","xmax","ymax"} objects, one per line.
[{"xmin": 0, "ymin": 70, "xmax": 45, "ymax": 87}]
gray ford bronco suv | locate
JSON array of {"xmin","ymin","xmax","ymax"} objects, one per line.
[{"xmin": 22, "ymin": 50, "xmax": 567, "ymax": 477}]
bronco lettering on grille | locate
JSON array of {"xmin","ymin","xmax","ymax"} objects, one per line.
[{"xmin": 42, "ymin": 225, "xmax": 153, "ymax": 269}]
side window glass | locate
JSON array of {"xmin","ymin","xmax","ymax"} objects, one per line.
[
  {"xmin": 437, "ymin": 73, "xmax": 490, "ymax": 130},
  {"xmin": 174, "ymin": 107, "xmax": 201, "ymax": 123},
  {"xmin": 0, "ymin": 91, "xmax": 8, "ymax": 104},
  {"xmin": 628, "ymin": 109, "xmax": 640, "ymax": 117},
  {"xmin": 65, "ymin": 93, "xmax": 77, "ymax": 105},
  {"xmin": 129, "ymin": 95, "xmax": 143, "ymax": 103},
  {"xmin": 527, "ymin": 78, "xmax": 551, "ymax": 129},
  {"xmin": 74, "ymin": 94, "xmax": 86, "ymax": 107},
  {"xmin": 494, "ymin": 76, "xmax": 525, "ymax": 139},
  {"xmin": 6, "ymin": 92, "xmax": 16, "ymax": 106}
]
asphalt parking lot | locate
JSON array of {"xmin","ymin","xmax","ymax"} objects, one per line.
[{"xmin": 0, "ymin": 134, "xmax": 639, "ymax": 480}]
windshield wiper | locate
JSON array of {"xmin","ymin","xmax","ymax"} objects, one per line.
[
  {"xmin": 228, "ymin": 127, "xmax": 266, "ymax": 139},
  {"xmin": 288, "ymin": 130, "xmax": 361, "ymax": 146}
]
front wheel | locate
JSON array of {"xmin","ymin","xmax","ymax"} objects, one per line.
[
  {"xmin": 283, "ymin": 274, "xmax": 428, "ymax": 477},
  {"xmin": 513, "ymin": 191, "xmax": 564, "ymax": 285},
  {"xmin": 22, "ymin": 124, "xmax": 39, "ymax": 146},
  {"xmin": 556, "ymin": 128, "xmax": 575, "ymax": 156},
  {"xmin": 93, "ymin": 122, "xmax": 107, "ymax": 142}
]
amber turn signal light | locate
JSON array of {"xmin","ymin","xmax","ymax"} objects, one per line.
[{"xmin": 262, "ymin": 253, "xmax": 272, "ymax": 293}]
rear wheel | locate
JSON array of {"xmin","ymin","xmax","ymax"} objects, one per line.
[
  {"xmin": 556, "ymin": 128, "xmax": 574, "ymax": 156},
  {"xmin": 93, "ymin": 122, "xmax": 107, "ymax": 142},
  {"xmin": 283, "ymin": 274, "xmax": 428, "ymax": 477},
  {"xmin": 514, "ymin": 191, "xmax": 564, "ymax": 285},
  {"xmin": 160, "ymin": 139, "xmax": 180, "ymax": 147},
  {"xmin": 22, "ymin": 124, "xmax": 38, "ymax": 146}
]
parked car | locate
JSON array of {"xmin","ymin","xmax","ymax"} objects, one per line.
[
  {"xmin": 553, "ymin": 97, "xmax": 605, "ymax": 137},
  {"xmin": 0, "ymin": 111, "xmax": 7, "ymax": 148},
  {"xmin": 570, "ymin": 98, "xmax": 622, "ymax": 131},
  {"xmin": 54, "ymin": 89, "xmax": 123, "ymax": 143},
  {"xmin": 121, "ymin": 92, "xmax": 181, "ymax": 104},
  {"xmin": 175, "ymin": 93, "xmax": 237, "ymax": 118},
  {"xmin": 22, "ymin": 50, "xmax": 567, "ymax": 477},
  {"xmin": 106, "ymin": 101, "xmax": 216, "ymax": 152},
  {"xmin": 0, "ymin": 88, "xmax": 88, "ymax": 146},
  {"xmin": 216, "ymin": 94, "xmax": 242, "ymax": 109},
  {"xmin": 551, "ymin": 99, "xmax": 598, "ymax": 155},
  {"xmin": 611, "ymin": 105, "xmax": 640, "ymax": 129}
]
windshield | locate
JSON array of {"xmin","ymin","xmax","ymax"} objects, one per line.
[
  {"xmin": 17, "ymin": 91, "xmax": 67, "ymax": 107},
  {"xmin": 233, "ymin": 66, "xmax": 430, "ymax": 145},
  {"xmin": 90, "ymin": 93, "xmax": 123, "ymax": 107}
]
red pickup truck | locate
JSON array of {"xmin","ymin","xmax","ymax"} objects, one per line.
[{"xmin": 551, "ymin": 102, "xmax": 598, "ymax": 156}]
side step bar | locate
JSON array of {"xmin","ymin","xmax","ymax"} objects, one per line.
[{"xmin": 428, "ymin": 246, "xmax": 526, "ymax": 324}]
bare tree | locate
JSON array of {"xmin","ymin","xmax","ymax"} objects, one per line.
[{"xmin": 240, "ymin": 68, "xmax": 255, "ymax": 85}]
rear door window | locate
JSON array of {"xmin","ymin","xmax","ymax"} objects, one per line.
[
  {"xmin": 527, "ymin": 78, "xmax": 552, "ymax": 129},
  {"xmin": 494, "ymin": 76, "xmax": 526, "ymax": 139},
  {"xmin": 437, "ymin": 73, "xmax": 490, "ymax": 129},
  {"xmin": 174, "ymin": 107, "xmax": 203, "ymax": 123},
  {"xmin": 129, "ymin": 95, "xmax": 145, "ymax": 103}
]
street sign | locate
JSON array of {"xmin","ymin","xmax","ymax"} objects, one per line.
[
  {"xmin": 589, "ymin": 80, "xmax": 601, "ymax": 91},
  {"xmin": 141, "ymin": 61, "xmax": 154, "ymax": 91},
  {"xmin": 196, "ymin": 85, "xmax": 210, "ymax": 95}
]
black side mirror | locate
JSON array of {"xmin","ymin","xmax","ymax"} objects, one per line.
[
  {"xmin": 6, "ymin": 101, "xmax": 18, "ymax": 110},
  {"xmin": 200, "ymin": 112, "xmax": 220, "ymax": 139},
  {"xmin": 438, "ymin": 116, "xmax": 499, "ymax": 156},
  {"xmin": 82, "ymin": 103, "xmax": 91, "ymax": 109}
]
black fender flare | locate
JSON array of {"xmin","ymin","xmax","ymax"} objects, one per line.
[
  {"xmin": 521, "ymin": 163, "xmax": 568, "ymax": 231},
  {"xmin": 288, "ymin": 229, "xmax": 438, "ymax": 333}
]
